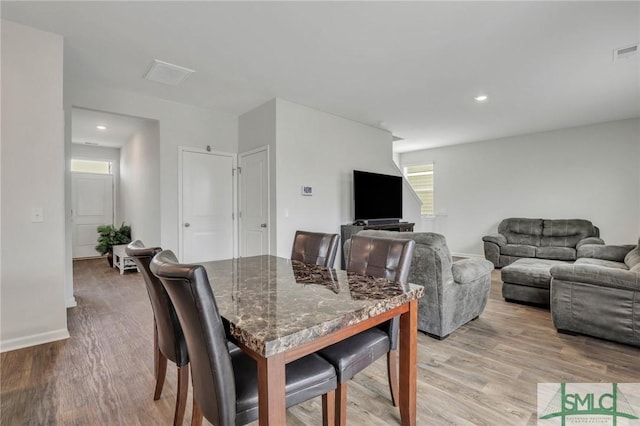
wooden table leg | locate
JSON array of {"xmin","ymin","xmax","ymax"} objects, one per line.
[
  {"xmin": 399, "ymin": 300, "xmax": 417, "ymax": 426},
  {"xmin": 257, "ymin": 351, "xmax": 286, "ymax": 426}
]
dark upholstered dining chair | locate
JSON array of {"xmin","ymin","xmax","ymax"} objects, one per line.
[
  {"xmin": 149, "ymin": 250, "xmax": 338, "ymax": 426},
  {"xmin": 318, "ymin": 234, "xmax": 415, "ymax": 426},
  {"xmin": 126, "ymin": 240, "xmax": 188, "ymax": 426},
  {"xmin": 291, "ymin": 230, "xmax": 340, "ymax": 268}
]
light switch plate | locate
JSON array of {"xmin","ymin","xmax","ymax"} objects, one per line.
[{"xmin": 31, "ymin": 207, "xmax": 44, "ymax": 222}]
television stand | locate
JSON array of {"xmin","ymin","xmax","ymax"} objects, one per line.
[
  {"xmin": 363, "ymin": 222, "xmax": 414, "ymax": 232},
  {"xmin": 340, "ymin": 222, "xmax": 415, "ymax": 268}
]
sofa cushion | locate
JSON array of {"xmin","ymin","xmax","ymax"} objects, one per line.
[
  {"xmin": 536, "ymin": 246, "xmax": 576, "ymax": 261},
  {"xmin": 498, "ymin": 218, "xmax": 543, "ymax": 246},
  {"xmin": 550, "ymin": 264, "xmax": 640, "ymax": 291},
  {"xmin": 578, "ymin": 244, "xmax": 635, "ymax": 262},
  {"xmin": 501, "ymin": 244, "xmax": 537, "ymax": 258},
  {"xmin": 482, "ymin": 233, "xmax": 507, "ymax": 246},
  {"xmin": 452, "ymin": 258, "xmax": 494, "ymax": 284},
  {"xmin": 624, "ymin": 246, "xmax": 640, "ymax": 270},
  {"xmin": 540, "ymin": 219, "xmax": 596, "ymax": 248},
  {"xmin": 575, "ymin": 258, "xmax": 629, "ymax": 270},
  {"xmin": 576, "ymin": 237, "xmax": 605, "ymax": 249}
]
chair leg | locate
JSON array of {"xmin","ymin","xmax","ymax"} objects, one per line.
[
  {"xmin": 153, "ymin": 320, "xmax": 159, "ymax": 376},
  {"xmin": 191, "ymin": 398, "xmax": 203, "ymax": 426},
  {"xmin": 173, "ymin": 365, "xmax": 189, "ymax": 426},
  {"xmin": 335, "ymin": 382, "xmax": 348, "ymax": 426},
  {"xmin": 387, "ymin": 349, "xmax": 399, "ymax": 407},
  {"xmin": 154, "ymin": 351, "xmax": 168, "ymax": 400},
  {"xmin": 322, "ymin": 390, "xmax": 335, "ymax": 426}
]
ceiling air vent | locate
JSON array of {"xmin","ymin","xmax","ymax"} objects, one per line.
[
  {"xmin": 613, "ymin": 43, "xmax": 638, "ymax": 61},
  {"xmin": 144, "ymin": 60, "xmax": 195, "ymax": 85}
]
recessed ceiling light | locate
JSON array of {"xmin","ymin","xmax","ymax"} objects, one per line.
[
  {"xmin": 474, "ymin": 95, "xmax": 488, "ymax": 102},
  {"xmin": 96, "ymin": 125, "xmax": 107, "ymax": 130}
]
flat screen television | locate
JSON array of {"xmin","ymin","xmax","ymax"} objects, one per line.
[{"xmin": 353, "ymin": 170, "xmax": 402, "ymax": 221}]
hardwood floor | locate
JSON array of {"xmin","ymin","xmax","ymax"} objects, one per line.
[{"xmin": 2, "ymin": 258, "xmax": 638, "ymax": 425}]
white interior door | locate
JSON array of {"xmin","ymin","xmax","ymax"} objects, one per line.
[
  {"xmin": 72, "ymin": 172, "xmax": 114, "ymax": 258},
  {"xmin": 239, "ymin": 147, "xmax": 269, "ymax": 257},
  {"xmin": 180, "ymin": 149, "xmax": 235, "ymax": 263}
]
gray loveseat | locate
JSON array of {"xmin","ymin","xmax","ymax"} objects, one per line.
[
  {"xmin": 550, "ymin": 239, "xmax": 640, "ymax": 346},
  {"xmin": 346, "ymin": 230, "xmax": 494, "ymax": 339},
  {"xmin": 483, "ymin": 218, "xmax": 603, "ymax": 268}
]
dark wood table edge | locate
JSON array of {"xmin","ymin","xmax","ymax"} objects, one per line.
[{"xmin": 232, "ymin": 299, "xmax": 419, "ymax": 426}]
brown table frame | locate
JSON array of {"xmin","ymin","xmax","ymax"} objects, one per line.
[{"xmin": 232, "ymin": 299, "xmax": 418, "ymax": 426}]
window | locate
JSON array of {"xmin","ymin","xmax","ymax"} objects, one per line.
[
  {"xmin": 71, "ymin": 159, "xmax": 112, "ymax": 174},
  {"xmin": 404, "ymin": 163, "xmax": 434, "ymax": 216}
]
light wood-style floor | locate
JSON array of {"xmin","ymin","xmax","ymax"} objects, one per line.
[{"xmin": 2, "ymin": 258, "xmax": 639, "ymax": 425}]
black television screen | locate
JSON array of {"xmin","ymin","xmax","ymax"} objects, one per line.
[{"xmin": 353, "ymin": 170, "xmax": 402, "ymax": 220}]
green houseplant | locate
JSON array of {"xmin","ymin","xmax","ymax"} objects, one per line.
[{"xmin": 96, "ymin": 223, "xmax": 132, "ymax": 266}]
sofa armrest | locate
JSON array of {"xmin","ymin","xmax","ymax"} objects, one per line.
[
  {"xmin": 482, "ymin": 233, "xmax": 507, "ymax": 247},
  {"xmin": 576, "ymin": 237, "xmax": 604, "ymax": 249},
  {"xmin": 577, "ymin": 244, "xmax": 635, "ymax": 262},
  {"xmin": 452, "ymin": 258, "xmax": 494, "ymax": 284},
  {"xmin": 550, "ymin": 264, "xmax": 640, "ymax": 291}
]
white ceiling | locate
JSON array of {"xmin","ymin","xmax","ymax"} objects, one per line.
[
  {"xmin": 72, "ymin": 108, "xmax": 153, "ymax": 148},
  {"xmin": 3, "ymin": 2, "xmax": 639, "ymax": 152}
]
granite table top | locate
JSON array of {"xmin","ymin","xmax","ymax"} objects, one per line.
[{"xmin": 201, "ymin": 255, "xmax": 424, "ymax": 357}]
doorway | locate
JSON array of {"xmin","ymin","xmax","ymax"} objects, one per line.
[
  {"xmin": 179, "ymin": 148, "xmax": 236, "ymax": 263},
  {"xmin": 238, "ymin": 146, "xmax": 270, "ymax": 257},
  {"xmin": 71, "ymin": 167, "xmax": 114, "ymax": 258}
]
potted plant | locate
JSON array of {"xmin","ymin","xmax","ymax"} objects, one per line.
[{"xmin": 96, "ymin": 223, "xmax": 132, "ymax": 266}]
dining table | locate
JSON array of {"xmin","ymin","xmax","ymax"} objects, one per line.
[{"xmin": 201, "ymin": 255, "xmax": 425, "ymax": 426}]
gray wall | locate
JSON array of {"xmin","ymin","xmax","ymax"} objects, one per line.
[
  {"xmin": 400, "ymin": 118, "xmax": 640, "ymax": 256},
  {"xmin": 1, "ymin": 21, "xmax": 68, "ymax": 351},
  {"xmin": 120, "ymin": 120, "xmax": 161, "ymax": 246},
  {"xmin": 65, "ymin": 83, "xmax": 239, "ymax": 258}
]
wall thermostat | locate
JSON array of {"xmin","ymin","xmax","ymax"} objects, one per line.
[{"xmin": 301, "ymin": 186, "xmax": 313, "ymax": 196}]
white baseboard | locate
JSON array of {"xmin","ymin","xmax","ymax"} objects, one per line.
[
  {"xmin": 0, "ymin": 328, "xmax": 70, "ymax": 353},
  {"xmin": 66, "ymin": 297, "xmax": 77, "ymax": 308},
  {"xmin": 451, "ymin": 252, "xmax": 485, "ymax": 259}
]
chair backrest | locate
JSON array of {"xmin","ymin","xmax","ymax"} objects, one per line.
[
  {"xmin": 346, "ymin": 235, "xmax": 415, "ymax": 348},
  {"xmin": 346, "ymin": 235, "xmax": 415, "ymax": 287},
  {"xmin": 126, "ymin": 240, "xmax": 187, "ymax": 366},
  {"xmin": 150, "ymin": 250, "xmax": 236, "ymax": 425},
  {"xmin": 291, "ymin": 230, "xmax": 340, "ymax": 268}
]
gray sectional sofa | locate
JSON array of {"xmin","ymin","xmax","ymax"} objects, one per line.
[
  {"xmin": 550, "ymin": 239, "xmax": 640, "ymax": 347},
  {"xmin": 483, "ymin": 218, "xmax": 603, "ymax": 268},
  {"xmin": 346, "ymin": 230, "xmax": 494, "ymax": 339}
]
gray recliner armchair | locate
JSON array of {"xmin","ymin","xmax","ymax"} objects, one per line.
[
  {"xmin": 349, "ymin": 230, "xmax": 494, "ymax": 339},
  {"xmin": 550, "ymin": 238, "xmax": 640, "ymax": 347}
]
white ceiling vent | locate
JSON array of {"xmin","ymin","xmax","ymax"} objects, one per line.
[
  {"xmin": 144, "ymin": 60, "xmax": 195, "ymax": 85},
  {"xmin": 613, "ymin": 43, "xmax": 638, "ymax": 61}
]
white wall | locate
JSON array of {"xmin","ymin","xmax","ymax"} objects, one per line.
[
  {"xmin": 274, "ymin": 98, "xmax": 421, "ymax": 257},
  {"xmin": 399, "ymin": 118, "xmax": 640, "ymax": 256},
  {"xmin": 64, "ymin": 82, "xmax": 238, "ymax": 256},
  {"xmin": 1, "ymin": 21, "xmax": 69, "ymax": 351},
  {"xmin": 120, "ymin": 121, "xmax": 161, "ymax": 246}
]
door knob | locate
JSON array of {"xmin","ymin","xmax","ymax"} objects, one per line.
[
  {"xmin": 260, "ymin": 223, "xmax": 267, "ymax": 228},
  {"xmin": 184, "ymin": 223, "xmax": 191, "ymax": 228}
]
